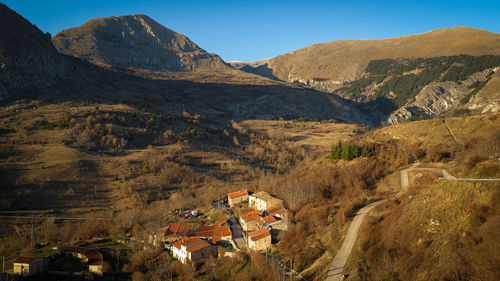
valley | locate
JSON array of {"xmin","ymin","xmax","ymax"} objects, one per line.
[{"xmin": 0, "ymin": 2, "xmax": 499, "ymax": 281}]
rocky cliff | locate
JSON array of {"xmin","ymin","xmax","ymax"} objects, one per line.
[
  {"xmin": 0, "ymin": 3, "xmax": 69, "ymax": 101},
  {"xmin": 53, "ymin": 14, "xmax": 232, "ymax": 73}
]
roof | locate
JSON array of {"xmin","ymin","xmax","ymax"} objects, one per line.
[
  {"xmin": 258, "ymin": 215, "xmax": 277, "ymax": 226},
  {"xmin": 172, "ymin": 237, "xmax": 211, "ymax": 253},
  {"xmin": 240, "ymin": 210, "xmax": 260, "ymax": 222},
  {"xmin": 187, "ymin": 240, "xmax": 211, "ymax": 253},
  {"xmin": 14, "ymin": 256, "xmax": 37, "ymax": 264},
  {"xmin": 250, "ymin": 191, "xmax": 274, "ymax": 201},
  {"xmin": 250, "ymin": 191, "xmax": 284, "ymax": 208},
  {"xmin": 248, "ymin": 228, "xmax": 271, "ymax": 241},
  {"xmin": 195, "ymin": 225, "xmax": 231, "ymax": 238},
  {"xmin": 61, "ymin": 246, "xmax": 103, "ymax": 266},
  {"xmin": 157, "ymin": 222, "xmax": 195, "ymax": 237},
  {"xmin": 228, "ymin": 189, "xmax": 248, "ymax": 199}
]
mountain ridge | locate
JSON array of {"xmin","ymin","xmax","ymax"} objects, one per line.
[
  {"xmin": 238, "ymin": 26, "xmax": 500, "ymax": 82},
  {"xmin": 53, "ymin": 14, "xmax": 233, "ymax": 73}
]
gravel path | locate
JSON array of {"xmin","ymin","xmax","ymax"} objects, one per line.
[{"xmin": 325, "ymin": 165, "xmax": 445, "ymax": 280}]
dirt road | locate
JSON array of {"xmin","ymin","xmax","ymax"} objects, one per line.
[{"xmin": 325, "ymin": 165, "xmax": 451, "ymax": 281}]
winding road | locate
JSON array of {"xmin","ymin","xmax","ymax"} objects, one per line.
[{"xmin": 324, "ymin": 165, "xmax": 496, "ymax": 281}]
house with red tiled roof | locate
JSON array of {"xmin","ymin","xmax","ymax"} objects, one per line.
[
  {"xmin": 257, "ymin": 215, "xmax": 278, "ymax": 228},
  {"xmin": 263, "ymin": 206, "xmax": 289, "ymax": 231},
  {"xmin": 195, "ymin": 225, "xmax": 232, "ymax": 243},
  {"xmin": 150, "ymin": 222, "xmax": 196, "ymax": 246},
  {"xmin": 227, "ymin": 189, "xmax": 248, "ymax": 207},
  {"xmin": 247, "ymin": 228, "xmax": 271, "ymax": 251},
  {"xmin": 13, "ymin": 256, "xmax": 47, "ymax": 276},
  {"xmin": 171, "ymin": 237, "xmax": 215, "ymax": 264},
  {"xmin": 239, "ymin": 210, "xmax": 261, "ymax": 231}
]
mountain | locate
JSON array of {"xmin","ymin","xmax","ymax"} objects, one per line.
[
  {"xmin": 53, "ymin": 14, "xmax": 233, "ymax": 73},
  {"xmin": 247, "ymin": 27, "xmax": 500, "ymax": 83},
  {"xmin": 0, "ymin": 3, "xmax": 69, "ymax": 101},
  {"xmin": 237, "ymin": 27, "xmax": 500, "ymax": 123},
  {"xmin": 0, "ymin": 5, "xmax": 371, "ymax": 125}
]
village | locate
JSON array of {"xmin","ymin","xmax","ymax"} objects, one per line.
[{"xmin": 7, "ymin": 190, "xmax": 289, "ymax": 278}]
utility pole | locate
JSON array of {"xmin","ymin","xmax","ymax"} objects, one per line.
[
  {"xmin": 3, "ymin": 255, "xmax": 5, "ymax": 272},
  {"xmin": 31, "ymin": 217, "xmax": 34, "ymax": 248}
]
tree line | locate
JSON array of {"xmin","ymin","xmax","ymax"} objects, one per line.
[{"xmin": 329, "ymin": 141, "xmax": 375, "ymax": 161}]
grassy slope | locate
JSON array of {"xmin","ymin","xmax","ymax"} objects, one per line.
[
  {"xmin": 338, "ymin": 114, "xmax": 500, "ymax": 281},
  {"xmin": 267, "ymin": 27, "xmax": 500, "ymax": 81}
]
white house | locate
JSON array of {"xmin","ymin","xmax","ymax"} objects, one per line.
[
  {"xmin": 171, "ymin": 237, "xmax": 214, "ymax": 264},
  {"xmin": 249, "ymin": 191, "xmax": 284, "ymax": 211}
]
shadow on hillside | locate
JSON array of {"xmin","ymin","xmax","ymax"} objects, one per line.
[
  {"xmin": 2, "ymin": 56, "xmax": 395, "ymax": 126},
  {"xmin": 239, "ymin": 63, "xmax": 281, "ymax": 81}
]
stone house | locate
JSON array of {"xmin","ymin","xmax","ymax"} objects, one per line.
[
  {"xmin": 227, "ymin": 189, "xmax": 248, "ymax": 207},
  {"xmin": 264, "ymin": 206, "xmax": 289, "ymax": 231},
  {"xmin": 249, "ymin": 191, "xmax": 284, "ymax": 211},
  {"xmin": 150, "ymin": 222, "xmax": 196, "ymax": 246},
  {"xmin": 171, "ymin": 237, "xmax": 215, "ymax": 264},
  {"xmin": 239, "ymin": 210, "xmax": 261, "ymax": 231},
  {"xmin": 247, "ymin": 228, "xmax": 271, "ymax": 251},
  {"xmin": 195, "ymin": 225, "xmax": 232, "ymax": 243}
]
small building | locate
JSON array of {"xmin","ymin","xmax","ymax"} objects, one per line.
[
  {"xmin": 61, "ymin": 246, "xmax": 103, "ymax": 275},
  {"xmin": 249, "ymin": 191, "xmax": 284, "ymax": 211},
  {"xmin": 227, "ymin": 189, "xmax": 248, "ymax": 207},
  {"xmin": 150, "ymin": 222, "xmax": 196, "ymax": 246},
  {"xmin": 13, "ymin": 256, "xmax": 46, "ymax": 276},
  {"xmin": 171, "ymin": 237, "xmax": 215, "ymax": 264},
  {"xmin": 195, "ymin": 225, "xmax": 232, "ymax": 243},
  {"xmin": 264, "ymin": 207, "xmax": 289, "ymax": 231},
  {"xmin": 247, "ymin": 228, "xmax": 271, "ymax": 252},
  {"xmin": 257, "ymin": 215, "xmax": 278, "ymax": 228},
  {"xmin": 239, "ymin": 210, "xmax": 261, "ymax": 231}
]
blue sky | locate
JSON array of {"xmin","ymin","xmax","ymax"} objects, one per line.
[{"xmin": 4, "ymin": 0, "xmax": 500, "ymax": 62}]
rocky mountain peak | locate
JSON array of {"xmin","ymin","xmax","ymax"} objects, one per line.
[{"xmin": 53, "ymin": 14, "xmax": 231, "ymax": 72}]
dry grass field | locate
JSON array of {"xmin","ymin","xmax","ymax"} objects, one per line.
[{"xmin": 236, "ymin": 119, "xmax": 367, "ymax": 154}]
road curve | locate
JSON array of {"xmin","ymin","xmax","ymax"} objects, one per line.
[
  {"xmin": 325, "ymin": 200, "xmax": 382, "ymax": 281},
  {"xmin": 325, "ymin": 165, "xmax": 436, "ymax": 280},
  {"xmin": 323, "ymin": 164, "xmax": 498, "ymax": 280}
]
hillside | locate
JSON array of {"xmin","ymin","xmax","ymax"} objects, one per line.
[
  {"xmin": 255, "ymin": 27, "xmax": 500, "ymax": 83},
  {"xmin": 1, "ymin": 3, "xmax": 499, "ymax": 281},
  {"xmin": 235, "ymin": 27, "xmax": 500, "ymax": 123},
  {"xmin": 53, "ymin": 14, "xmax": 233, "ymax": 73}
]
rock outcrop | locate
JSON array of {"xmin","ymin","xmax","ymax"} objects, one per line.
[
  {"xmin": 467, "ymin": 68, "xmax": 500, "ymax": 114},
  {"xmin": 0, "ymin": 3, "xmax": 69, "ymax": 101}
]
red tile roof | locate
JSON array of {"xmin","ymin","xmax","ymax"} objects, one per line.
[
  {"xmin": 172, "ymin": 240, "xmax": 183, "ymax": 250},
  {"xmin": 195, "ymin": 225, "xmax": 231, "ymax": 238},
  {"xmin": 172, "ymin": 237, "xmax": 211, "ymax": 253},
  {"xmin": 258, "ymin": 215, "xmax": 277, "ymax": 226},
  {"xmin": 228, "ymin": 189, "xmax": 248, "ymax": 199},
  {"xmin": 157, "ymin": 222, "xmax": 195, "ymax": 237},
  {"xmin": 187, "ymin": 241, "xmax": 211, "ymax": 253},
  {"xmin": 14, "ymin": 256, "xmax": 37, "ymax": 264},
  {"xmin": 248, "ymin": 228, "xmax": 271, "ymax": 241},
  {"xmin": 240, "ymin": 210, "xmax": 260, "ymax": 222}
]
